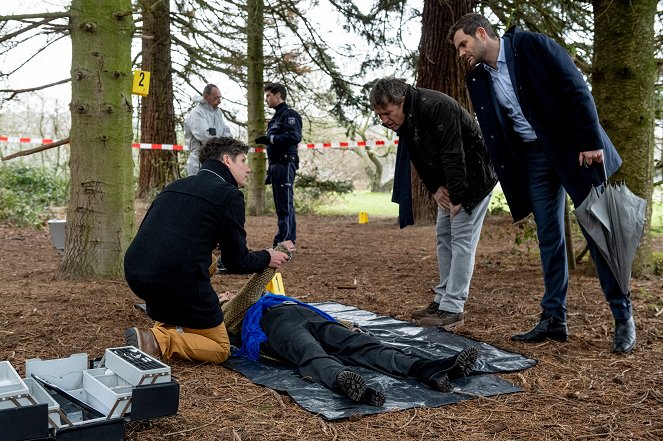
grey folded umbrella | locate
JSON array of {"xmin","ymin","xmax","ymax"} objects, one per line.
[{"xmin": 573, "ymin": 163, "xmax": 646, "ymax": 293}]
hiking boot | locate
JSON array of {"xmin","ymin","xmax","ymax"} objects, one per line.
[
  {"xmin": 336, "ymin": 370, "xmax": 366, "ymax": 402},
  {"xmin": 411, "ymin": 301, "xmax": 440, "ymax": 319},
  {"xmin": 124, "ymin": 327, "xmax": 161, "ymax": 358},
  {"xmin": 422, "ymin": 371, "xmax": 452, "ymax": 393},
  {"xmin": 361, "ymin": 387, "xmax": 386, "ymax": 407},
  {"xmin": 418, "ymin": 310, "xmax": 465, "ymax": 330},
  {"xmin": 444, "ymin": 347, "xmax": 478, "ymax": 380},
  {"xmin": 409, "ymin": 346, "xmax": 479, "ymax": 391}
]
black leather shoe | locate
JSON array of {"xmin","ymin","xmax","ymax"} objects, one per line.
[
  {"xmin": 511, "ymin": 315, "xmax": 568, "ymax": 343},
  {"xmin": 613, "ymin": 316, "xmax": 636, "ymax": 353}
]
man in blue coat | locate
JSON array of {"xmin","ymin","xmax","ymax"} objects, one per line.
[
  {"xmin": 255, "ymin": 83, "xmax": 302, "ymax": 247},
  {"xmin": 449, "ymin": 13, "xmax": 636, "ymax": 352}
]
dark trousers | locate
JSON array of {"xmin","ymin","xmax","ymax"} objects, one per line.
[
  {"xmin": 268, "ymin": 161, "xmax": 297, "ymax": 246},
  {"xmin": 260, "ymin": 305, "xmax": 419, "ymax": 389},
  {"xmin": 521, "ymin": 144, "xmax": 631, "ymax": 321}
]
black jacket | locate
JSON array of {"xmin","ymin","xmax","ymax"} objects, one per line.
[
  {"xmin": 397, "ymin": 86, "xmax": 497, "ymax": 214},
  {"xmin": 266, "ymin": 102, "xmax": 302, "ymax": 160},
  {"xmin": 124, "ymin": 159, "xmax": 270, "ymax": 329}
]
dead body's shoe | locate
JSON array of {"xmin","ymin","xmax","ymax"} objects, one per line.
[
  {"xmin": 124, "ymin": 327, "xmax": 161, "ymax": 358},
  {"xmin": 361, "ymin": 387, "xmax": 386, "ymax": 407},
  {"xmin": 444, "ymin": 346, "xmax": 478, "ymax": 380},
  {"xmin": 336, "ymin": 370, "xmax": 366, "ymax": 402},
  {"xmin": 411, "ymin": 301, "xmax": 440, "ymax": 319},
  {"xmin": 409, "ymin": 346, "xmax": 479, "ymax": 391}
]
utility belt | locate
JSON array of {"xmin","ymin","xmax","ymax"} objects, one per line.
[
  {"xmin": 269, "ymin": 155, "xmax": 299, "ymax": 170},
  {"xmin": 269, "ymin": 154, "xmax": 298, "ymax": 164}
]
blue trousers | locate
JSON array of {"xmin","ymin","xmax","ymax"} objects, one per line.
[
  {"xmin": 521, "ymin": 144, "xmax": 631, "ymax": 321},
  {"xmin": 268, "ymin": 161, "xmax": 297, "ymax": 246}
]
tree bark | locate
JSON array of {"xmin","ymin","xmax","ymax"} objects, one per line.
[
  {"xmin": 592, "ymin": 0, "xmax": 657, "ymax": 275},
  {"xmin": 137, "ymin": 0, "xmax": 179, "ymax": 199},
  {"xmin": 246, "ymin": 0, "xmax": 267, "ymax": 215},
  {"xmin": 62, "ymin": 0, "xmax": 135, "ymax": 277},
  {"xmin": 413, "ymin": 0, "xmax": 475, "ymax": 225}
]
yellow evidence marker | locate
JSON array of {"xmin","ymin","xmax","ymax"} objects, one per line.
[{"xmin": 132, "ymin": 70, "xmax": 151, "ymax": 96}]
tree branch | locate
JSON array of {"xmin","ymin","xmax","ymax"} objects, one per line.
[
  {"xmin": 0, "ymin": 16, "xmax": 66, "ymax": 44},
  {"xmin": 2, "ymin": 34, "xmax": 68, "ymax": 77},
  {"xmin": 0, "ymin": 78, "xmax": 71, "ymax": 100},
  {"xmin": 0, "ymin": 12, "xmax": 68, "ymax": 21},
  {"xmin": 1, "ymin": 138, "xmax": 70, "ymax": 161}
]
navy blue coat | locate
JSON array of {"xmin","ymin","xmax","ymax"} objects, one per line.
[
  {"xmin": 266, "ymin": 102, "xmax": 302, "ymax": 160},
  {"xmin": 466, "ymin": 26, "xmax": 622, "ymax": 222},
  {"xmin": 124, "ymin": 160, "xmax": 270, "ymax": 329}
]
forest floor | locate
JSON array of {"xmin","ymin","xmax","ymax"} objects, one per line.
[{"xmin": 1, "ymin": 209, "xmax": 662, "ymax": 440}]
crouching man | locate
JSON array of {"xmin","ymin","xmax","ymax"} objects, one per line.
[{"xmin": 123, "ymin": 136, "xmax": 293, "ymax": 363}]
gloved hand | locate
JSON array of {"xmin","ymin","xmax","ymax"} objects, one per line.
[{"xmin": 254, "ymin": 135, "xmax": 270, "ymax": 145}]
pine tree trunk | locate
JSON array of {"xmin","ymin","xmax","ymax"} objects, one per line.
[
  {"xmin": 137, "ymin": 0, "xmax": 179, "ymax": 199},
  {"xmin": 246, "ymin": 0, "xmax": 267, "ymax": 215},
  {"xmin": 413, "ymin": 0, "xmax": 475, "ymax": 225},
  {"xmin": 592, "ymin": 0, "xmax": 657, "ymax": 275},
  {"xmin": 62, "ymin": 0, "xmax": 135, "ymax": 277}
]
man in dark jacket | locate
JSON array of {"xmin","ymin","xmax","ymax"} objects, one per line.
[
  {"xmin": 255, "ymin": 82, "xmax": 302, "ymax": 247},
  {"xmin": 124, "ymin": 137, "xmax": 294, "ymax": 364},
  {"xmin": 449, "ymin": 13, "xmax": 635, "ymax": 352},
  {"xmin": 369, "ymin": 77, "xmax": 497, "ymax": 330}
]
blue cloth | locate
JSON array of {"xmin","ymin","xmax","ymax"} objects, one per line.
[
  {"xmin": 233, "ymin": 293, "xmax": 337, "ymax": 361},
  {"xmin": 391, "ymin": 136, "xmax": 414, "ymax": 228}
]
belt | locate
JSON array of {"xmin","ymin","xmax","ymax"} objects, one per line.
[
  {"xmin": 520, "ymin": 138, "xmax": 541, "ymax": 148},
  {"xmin": 264, "ymin": 301, "xmax": 297, "ymax": 313},
  {"xmin": 270, "ymin": 155, "xmax": 298, "ymax": 163}
]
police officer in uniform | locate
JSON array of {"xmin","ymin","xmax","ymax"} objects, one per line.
[{"xmin": 255, "ymin": 83, "xmax": 302, "ymax": 247}]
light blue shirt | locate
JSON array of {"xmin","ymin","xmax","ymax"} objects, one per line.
[{"xmin": 483, "ymin": 38, "xmax": 537, "ymax": 142}]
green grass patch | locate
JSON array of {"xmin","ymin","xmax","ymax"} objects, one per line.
[
  {"xmin": 0, "ymin": 165, "xmax": 69, "ymax": 226},
  {"xmin": 316, "ymin": 191, "xmax": 398, "ymax": 217},
  {"xmin": 315, "ymin": 188, "xmax": 512, "ymax": 218}
]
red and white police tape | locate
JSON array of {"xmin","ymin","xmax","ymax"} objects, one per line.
[
  {"xmin": 0, "ymin": 136, "xmax": 54, "ymax": 144},
  {"xmin": 1, "ymin": 136, "xmax": 399, "ymax": 152}
]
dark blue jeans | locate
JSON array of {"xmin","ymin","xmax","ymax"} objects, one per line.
[
  {"xmin": 521, "ymin": 144, "xmax": 631, "ymax": 322},
  {"xmin": 268, "ymin": 160, "xmax": 297, "ymax": 246}
]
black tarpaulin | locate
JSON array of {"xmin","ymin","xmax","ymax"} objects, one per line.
[{"xmin": 224, "ymin": 302, "xmax": 537, "ymax": 420}]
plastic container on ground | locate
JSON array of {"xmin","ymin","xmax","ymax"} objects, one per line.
[
  {"xmin": 0, "ymin": 360, "xmax": 29, "ymax": 404},
  {"xmin": 47, "ymin": 219, "xmax": 66, "ymax": 252},
  {"xmin": 82, "ymin": 368, "xmax": 133, "ymax": 418},
  {"xmin": 104, "ymin": 347, "xmax": 171, "ymax": 386}
]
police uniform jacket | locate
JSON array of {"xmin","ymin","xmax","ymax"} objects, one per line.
[
  {"xmin": 124, "ymin": 159, "xmax": 270, "ymax": 329},
  {"xmin": 466, "ymin": 26, "xmax": 622, "ymax": 222},
  {"xmin": 266, "ymin": 102, "xmax": 302, "ymax": 161}
]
